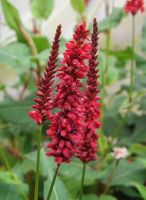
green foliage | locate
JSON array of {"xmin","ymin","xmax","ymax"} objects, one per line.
[
  {"xmin": 70, "ymin": 0, "xmax": 86, "ymax": 14},
  {"xmin": 99, "ymin": 8, "xmax": 126, "ymax": 32},
  {"xmin": 99, "ymin": 195, "xmax": 117, "ymax": 200},
  {"xmin": 31, "ymin": 0, "xmax": 54, "ymax": 19},
  {"xmin": 0, "ymin": 172, "xmax": 28, "ymax": 200},
  {"xmin": 108, "ymin": 160, "xmax": 146, "ymax": 187},
  {"xmin": 1, "ymin": 0, "xmax": 24, "ymax": 40},
  {"xmin": 0, "ymin": 97, "xmax": 33, "ymax": 125},
  {"xmin": 32, "ymin": 36, "xmax": 51, "ymax": 52},
  {"xmin": 131, "ymin": 182, "xmax": 146, "ymax": 200},
  {"xmin": 0, "ymin": 42, "xmax": 32, "ymax": 74}
]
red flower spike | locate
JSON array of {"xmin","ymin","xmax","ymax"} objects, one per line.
[
  {"xmin": 125, "ymin": 0, "xmax": 145, "ymax": 15},
  {"xmin": 77, "ymin": 18, "xmax": 101, "ymax": 163},
  {"xmin": 46, "ymin": 23, "xmax": 91, "ymax": 164},
  {"xmin": 84, "ymin": 0, "xmax": 90, "ymax": 5},
  {"xmin": 29, "ymin": 25, "xmax": 61, "ymax": 124}
]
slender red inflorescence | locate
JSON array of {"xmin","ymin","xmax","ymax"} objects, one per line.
[
  {"xmin": 46, "ymin": 23, "xmax": 92, "ymax": 164},
  {"xmin": 84, "ymin": 0, "xmax": 90, "ymax": 6},
  {"xmin": 29, "ymin": 25, "xmax": 61, "ymax": 125},
  {"xmin": 124, "ymin": 0, "xmax": 144, "ymax": 15},
  {"xmin": 77, "ymin": 18, "xmax": 101, "ymax": 163}
]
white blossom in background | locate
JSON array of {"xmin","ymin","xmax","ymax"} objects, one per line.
[{"xmin": 111, "ymin": 147, "xmax": 129, "ymax": 160}]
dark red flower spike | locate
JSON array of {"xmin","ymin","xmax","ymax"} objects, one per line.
[{"xmin": 29, "ymin": 25, "xmax": 61, "ymax": 125}]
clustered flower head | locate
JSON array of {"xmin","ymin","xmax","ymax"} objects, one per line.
[
  {"xmin": 124, "ymin": 0, "xmax": 145, "ymax": 15},
  {"xmin": 77, "ymin": 18, "xmax": 101, "ymax": 163},
  {"xmin": 29, "ymin": 25, "xmax": 62, "ymax": 125},
  {"xmin": 29, "ymin": 19, "xmax": 100, "ymax": 165},
  {"xmin": 46, "ymin": 23, "xmax": 92, "ymax": 164}
]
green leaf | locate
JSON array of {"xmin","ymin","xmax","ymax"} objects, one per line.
[
  {"xmin": 31, "ymin": 0, "xmax": 54, "ymax": 19},
  {"xmin": 0, "ymin": 172, "xmax": 28, "ymax": 200},
  {"xmin": 99, "ymin": 54, "xmax": 119, "ymax": 85},
  {"xmin": 71, "ymin": 0, "xmax": 86, "ymax": 14},
  {"xmin": 61, "ymin": 159, "xmax": 105, "ymax": 186},
  {"xmin": 0, "ymin": 42, "xmax": 32, "ymax": 74},
  {"xmin": 99, "ymin": 195, "xmax": 117, "ymax": 200},
  {"xmin": 108, "ymin": 160, "xmax": 146, "ymax": 187},
  {"xmin": 32, "ymin": 36, "xmax": 50, "ymax": 52},
  {"xmin": 130, "ymin": 144, "xmax": 146, "ymax": 157},
  {"xmin": 83, "ymin": 194, "xmax": 98, "ymax": 200},
  {"xmin": 60, "ymin": 159, "xmax": 105, "ymax": 199},
  {"xmin": 14, "ymin": 149, "xmax": 70, "ymax": 200},
  {"xmin": 0, "ymin": 97, "xmax": 33, "ymax": 125},
  {"xmin": 132, "ymin": 115, "xmax": 146, "ymax": 142},
  {"xmin": 1, "ymin": 0, "xmax": 23, "ymax": 40},
  {"xmin": 99, "ymin": 8, "xmax": 125, "ymax": 32},
  {"xmin": 130, "ymin": 182, "xmax": 146, "ymax": 200},
  {"xmin": 98, "ymin": 134, "xmax": 109, "ymax": 156},
  {"xmin": 141, "ymin": 17, "xmax": 146, "ymax": 52},
  {"xmin": 108, "ymin": 47, "xmax": 134, "ymax": 62},
  {"xmin": 44, "ymin": 174, "xmax": 70, "ymax": 200}
]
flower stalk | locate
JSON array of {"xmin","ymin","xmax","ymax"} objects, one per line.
[
  {"xmin": 0, "ymin": 144, "xmax": 11, "ymax": 171},
  {"xmin": 129, "ymin": 15, "xmax": 135, "ymax": 103},
  {"xmin": 47, "ymin": 164, "xmax": 60, "ymax": 200},
  {"xmin": 34, "ymin": 125, "xmax": 42, "ymax": 200},
  {"xmin": 79, "ymin": 163, "xmax": 86, "ymax": 200}
]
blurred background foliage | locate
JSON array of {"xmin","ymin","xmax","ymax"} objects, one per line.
[{"xmin": 0, "ymin": 0, "xmax": 146, "ymax": 199}]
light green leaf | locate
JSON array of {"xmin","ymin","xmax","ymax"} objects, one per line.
[
  {"xmin": 0, "ymin": 42, "xmax": 31, "ymax": 74},
  {"xmin": 108, "ymin": 47, "xmax": 134, "ymax": 62},
  {"xmin": 31, "ymin": 0, "xmax": 54, "ymax": 19},
  {"xmin": 1, "ymin": 0, "xmax": 23, "ymax": 40},
  {"xmin": 71, "ymin": 0, "xmax": 86, "ymax": 14},
  {"xmin": 32, "ymin": 36, "xmax": 50, "ymax": 52},
  {"xmin": 99, "ymin": 8, "xmax": 125, "ymax": 32}
]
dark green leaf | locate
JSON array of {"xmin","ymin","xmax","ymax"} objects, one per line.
[
  {"xmin": 99, "ymin": 195, "xmax": 117, "ymax": 200},
  {"xmin": 130, "ymin": 182, "xmax": 146, "ymax": 200},
  {"xmin": 132, "ymin": 115, "xmax": 146, "ymax": 142}
]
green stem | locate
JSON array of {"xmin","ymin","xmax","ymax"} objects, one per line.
[
  {"xmin": 103, "ymin": 160, "xmax": 119, "ymax": 194},
  {"xmin": 79, "ymin": 163, "xmax": 86, "ymax": 200},
  {"xmin": 34, "ymin": 125, "xmax": 42, "ymax": 200},
  {"xmin": 47, "ymin": 164, "xmax": 60, "ymax": 200},
  {"xmin": 0, "ymin": 145, "xmax": 11, "ymax": 171},
  {"xmin": 101, "ymin": 0, "xmax": 112, "ymax": 121},
  {"xmin": 129, "ymin": 15, "xmax": 135, "ymax": 103}
]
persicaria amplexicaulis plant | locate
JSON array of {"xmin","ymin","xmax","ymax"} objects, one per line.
[{"xmin": 29, "ymin": 18, "xmax": 100, "ymax": 200}]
